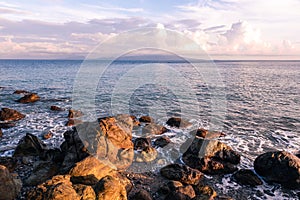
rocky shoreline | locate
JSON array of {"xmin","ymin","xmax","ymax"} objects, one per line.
[{"xmin": 0, "ymin": 91, "xmax": 300, "ymax": 200}]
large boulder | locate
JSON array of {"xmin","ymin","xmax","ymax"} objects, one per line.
[
  {"xmin": 254, "ymin": 151, "xmax": 300, "ymax": 188},
  {"xmin": 182, "ymin": 137, "xmax": 240, "ymax": 174},
  {"xmin": 160, "ymin": 164, "xmax": 203, "ymax": 185},
  {"xmin": 17, "ymin": 93, "xmax": 40, "ymax": 103},
  {"xmin": 166, "ymin": 117, "xmax": 192, "ymax": 129},
  {"xmin": 94, "ymin": 175, "xmax": 127, "ymax": 200},
  {"xmin": 13, "ymin": 133, "xmax": 48, "ymax": 157},
  {"xmin": 233, "ymin": 169, "xmax": 262, "ymax": 186},
  {"xmin": 0, "ymin": 165, "xmax": 22, "ymax": 200},
  {"xmin": 0, "ymin": 108, "xmax": 25, "ymax": 121},
  {"xmin": 142, "ymin": 123, "xmax": 168, "ymax": 135}
]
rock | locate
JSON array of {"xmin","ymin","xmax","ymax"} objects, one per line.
[
  {"xmin": 0, "ymin": 165, "xmax": 21, "ymax": 200},
  {"xmin": 68, "ymin": 109, "xmax": 84, "ymax": 118},
  {"xmin": 94, "ymin": 175, "xmax": 127, "ymax": 200},
  {"xmin": 182, "ymin": 137, "xmax": 240, "ymax": 174},
  {"xmin": 13, "ymin": 90, "xmax": 30, "ymax": 94},
  {"xmin": 69, "ymin": 156, "xmax": 114, "ymax": 180},
  {"xmin": 73, "ymin": 184, "xmax": 96, "ymax": 200},
  {"xmin": 195, "ymin": 128, "xmax": 226, "ymax": 139},
  {"xmin": 254, "ymin": 151, "xmax": 300, "ymax": 188},
  {"xmin": 0, "ymin": 157, "xmax": 18, "ymax": 172},
  {"xmin": 135, "ymin": 146, "xmax": 158, "ymax": 162},
  {"xmin": 43, "ymin": 131, "xmax": 53, "ymax": 139},
  {"xmin": 166, "ymin": 117, "xmax": 192, "ymax": 129},
  {"xmin": 139, "ymin": 116, "xmax": 154, "ymax": 123},
  {"xmin": 160, "ymin": 164, "xmax": 203, "ymax": 185},
  {"xmin": 0, "ymin": 128, "xmax": 2, "ymax": 137},
  {"xmin": 0, "ymin": 122, "xmax": 16, "ymax": 129},
  {"xmin": 27, "ymin": 175, "xmax": 80, "ymax": 200},
  {"xmin": 0, "ymin": 108, "xmax": 25, "ymax": 121},
  {"xmin": 134, "ymin": 138, "xmax": 151, "ymax": 151},
  {"xmin": 17, "ymin": 93, "xmax": 40, "ymax": 103},
  {"xmin": 41, "ymin": 148, "xmax": 64, "ymax": 163},
  {"xmin": 142, "ymin": 123, "xmax": 168, "ymax": 135},
  {"xmin": 71, "ymin": 174, "xmax": 99, "ymax": 185},
  {"xmin": 131, "ymin": 115, "xmax": 141, "ymax": 126},
  {"xmin": 131, "ymin": 189, "xmax": 152, "ymax": 200},
  {"xmin": 154, "ymin": 136, "xmax": 171, "ymax": 148},
  {"xmin": 13, "ymin": 133, "xmax": 48, "ymax": 157},
  {"xmin": 193, "ymin": 185, "xmax": 217, "ymax": 200},
  {"xmin": 50, "ymin": 105, "xmax": 64, "ymax": 111},
  {"xmin": 165, "ymin": 181, "xmax": 196, "ymax": 200},
  {"xmin": 66, "ymin": 118, "xmax": 82, "ymax": 126},
  {"xmin": 24, "ymin": 161, "xmax": 59, "ymax": 186},
  {"xmin": 233, "ymin": 169, "xmax": 262, "ymax": 186}
]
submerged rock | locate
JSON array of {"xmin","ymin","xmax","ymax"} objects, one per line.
[
  {"xmin": 43, "ymin": 131, "xmax": 53, "ymax": 139},
  {"xmin": 68, "ymin": 109, "xmax": 84, "ymax": 118},
  {"xmin": 154, "ymin": 136, "xmax": 171, "ymax": 148},
  {"xmin": 142, "ymin": 123, "xmax": 168, "ymax": 135},
  {"xmin": 0, "ymin": 165, "xmax": 21, "ymax": 200},
  {"xmin": 0, "ymin": 122, "xmax": 16, "ymax": 129},
  {"xmin": 94, "ymin": 175, "xmax": 127, "ymax": 200},
  {"xmin": 166, "ymin": 117, "xmax": 192, "ymax": 129},
  {"xmin": 50, "ymin": 105, "xmax": 64, "ymax": 111},
  {"xmin": 0, "ymin": 128, "xmax": 2, "ymax": 137},
  {"xmin": 0, "ymin": 107, "xmax": 25, "ymax": 121},
  {"xmin": 160, "ymin": 163, "xmax": 203, "ymax": 185},
  {"xmin": 254, "ymin": 151, "xmax": 300, "ymax": 189},
  {"xmin": 13, "ymin": 90, "xmax": 30, "ymax": 94},
  {"xmin": 139, "ymin": 116, "xmax": 154, "ymax": 123},
  {"xmin": 17, "ymin": 93, "xmax": 40, "ymax": 103},
  {"xmin": 233, "ymin": 169, "xmax": 263, "ymax": 186}
]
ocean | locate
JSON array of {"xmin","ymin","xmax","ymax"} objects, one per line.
[{"xmin": 0, "ymin": 59, "xmax": 299, "ymax": 199}]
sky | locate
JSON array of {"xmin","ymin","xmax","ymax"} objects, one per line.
[{"xmin": 0, "ymin": 0, "xmax": 300, "ymax": 59}]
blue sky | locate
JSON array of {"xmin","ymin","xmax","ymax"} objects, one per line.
[{"xmin": 0, "ymin": 0, "xmax": 299, "ymax": 59}]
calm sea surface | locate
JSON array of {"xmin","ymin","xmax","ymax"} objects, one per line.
[{"xmin": 0, "ymin": 60, "xmax": 299, "ymax": 199}]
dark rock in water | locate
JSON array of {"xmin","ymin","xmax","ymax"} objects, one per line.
[
  {"xmin": 154, "ymin": 136, "xmax": 171, "ymax": 148},
  {"xmin": 68, "ymin": 109, "xmax": 83, "ymax": 118},
  {"xmin": 13, "ymin": 90, "xmax": 30, "ymax": 94},
  {"xmin": 13, "ymin": 133, "xmax": 48, "ymax": 157},
  {"xmin": 233, "ymin": 169, "xmax": 263, "ymax": 186},
  {"xmin": 131, "ymin": 189, "xmax": 153, "ymax": 200},
  {"xmin": 50, "ymin": 105, "xmax": 64, "ymax": 111},
  {"xmin": 41, "ymin": 148, "xmax": 64, "ymax": 163},
  {"xmin": 160, "ymin": 163, "xmax": 203, "ymax": 185},
  {"xmin": 0, "ymin": 107, "xmax": 25, "ymax": 121},
  {"xmin": 166, "ymin": 117, "xmax": 192, "ymax": 128},
  {"xmin": 164, "ymin": 181, "xmax": 196, "ymax": 200},
  {"xmin": 0, "ymin": 128, "xmax": 2, "ymax": 137},
  {"xmin": 254, "ymin": 151, "xmax": 300, "ymax": 189},
  {"xmin": 94, "ymin": 175, "xmax": 127, "ymax": 200},
  {"xmin": 0, "ymin": 157, "xmax": 18, "ymax": 172},
  {"xmin": 0, "ymin": 165, "xmax": 22, "ymax": 200},
  {"xmin": 193, "ymin": 184, "xmax": 217, "ymax": 199},
  {"xmin": 142, "ymin": 123, "xmax": 168, "ymax": 135},
  {"xmin": 182, "ymin": 137, "xmax": 240, "ymax": 174},
  {"xmin": 134, "ymin": 138, "xmax": 151, "ymax": 151},
  {"xmin": 139, "ymin": 116, "xmax": 154, "ymax": 123},
  {"xmin": 70, "ymin": 174, "xmax": 99, "ymax": 185},
  {"xmin": 195, "ymin": 128, "xmax": 226, "ymax": 139},
  {"xmin": 24, "ymin": 161, "xmax": 59, "ymax": 186},
  {"xmin": 0, "ymin": 122, "xmax": 16, "ymax": 129},
  {"xmin": 73, "ymin": 184, "xmax": 96, "ymax": 199},
  {"xmin": 43, "ymin": 131, "xmax": 53, "ymax": 139},
  {"xmin": 17, "ymin": 93, "xmax": 40, "ymax": 103}
]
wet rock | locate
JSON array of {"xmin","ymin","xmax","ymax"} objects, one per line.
[
  {"xmin": 135, "ymin": 146, "xmax": 158, "ymax": 162},
  {"xmin": 0, "ymin": 107, "xmax": 25, "ymax": 121},
  {"xmin": 166, "ymin": 117, "xmax": 192, "ymax": 129},
  {"xmin": 182, "ymin": 137, "xmax": 240, "ymax": 174},
  {"xmin": 0, "ymin": 165, "xmax": 21, "ymax": 200},
  {"xmin": 142, "ymin": 123, "xmax": 168, "ymax": 135},
  {"xmin": 27, "ymin": 175, "xmax": 80, "ymax": 200},
  {"xmin": 94, "ymin": 175, "xmax": 127, "ymax": 200},
  {"xmin": 68, "ymin": 109, "xmax": 84, "ymax": 118},
  {"xmin": 134, "ymin": 138, "xmax": 151, "ymax": 151},
  {"xmin": 131, "ymin": 189, "xmax": 152, "ymax": 200},
  {"xmin": 165, "ymin": 181, "xmax": 196, "ymax": 200},
  {"xmin": 13, "ymin": 90, "xmax": 30, "ymax": 94},
  {"xmin": 43, "ymin": 131, "xmax": 53, "ymax": 139},
  {"xmin": 50, "ymin": 105, "xmax": 64, "ymax": 111},
  {"xmin": 160, "ymin": 164, "xmax": 203, "ymax": 185},
  {"xmin": 71, "ymin": 174, "xmax": 99, "ymax": 185},
  {"xmin": 254, "ymin": 151, "xmax": 300, "ymax": 188},
  {"xmin": 131, "ymin": 115, "xmax": 141, "ymax": 126},
  {"xmin": 17, "ymin": 93, "xmax": 40, "ymax": 103},
  {"xmin": 195, "ymin": 128, "xmax": 226, "ymax": 139},
  {"xmin": 154, "ymin": 136, "xmax": 171, "ymax": 148},
  {"xmin": 69, "ymin": 156, "xmax": 114, "ymax": 180},
  {"xmin": 0, "ymin": 157, "xmax": 18, "ymax": 172},
  {"xmin": 73, "ymin": 184, "xmax": 96, "ymax": 200},
  {"xmin": 139, "ymin": 116, "xmax": 154, "ymax": 123},
  {"xmin": 41, "ymin": 148, "xmax": 64, "ymax": 163},
  {"xmin": 0, "ymin": 128, "xmax": 2, "ymax": 137},
  {"xmin": 13, "ymin": 133, "xmax": 48, "ymax": 157},
  {"xmin": 24, "ymin": 161, "xmax": 59, "ymax": 186},
  {"xmin": 192, "ymin": 185, "xmax": 217, "ymax": 200},
  {"xmin": 0, "ymin": 122, "xmax": 16, "ymax": 129},
  {"xmin": 233, "ymin": 169, "xmax": 263, "ymax": 186}
]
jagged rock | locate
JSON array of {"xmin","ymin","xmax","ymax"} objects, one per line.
[
  {"xmin": 166, "ymin": 117, "xmax": 192, "ymax": 128},
  {"xmin": 94, "ymin": 175, "xmax": 127, "ymax": 200},
  {"xmin": 17, "ymin": 93, "xmax": 40, "ymax": 103},
  {"xmin": 50, "ymin": 105, "xmax": 64, "ymax": 111},
  {"xmin": 0, "ymin": 165, "xmax": 21, "ymax": 200},
  {"xmin": 164, "ymin": 181, "xmax": 196, "ymax": 200},
  {"xmin": 13, "ymin": 90, "xmax": 30, "ymax": 94},
  {"xmin": 27, "ymin": 175, "xmax": 80, "ymax": 200},
  {"xmin": 73, "ymin": 184, "xmax": 96, "ymax": 200},
  {"xmin": 13, "ymin": 133, "xmax": 48, "ymax": 157},
  {"xmin": 134, "ymin": 138, "xmax": 151, "ymax": 151},
  {"xmin": 142, "ymin": 123, "xmax": 168, "ymax": 135},
  {"xmin": 154, "ymin": 136, "xmax": 171, "ymax": 148},
  {"xmin": 139, "ymin": 116, "xmax": 154, "ymax": 123},
  {"xmin": 0, "ymin": 157, "xmax": 18, "ymax": 172},
  {"xmin": 0, "ymin": 108, "xmax": 25, "ymax": 121},
  {"xmin": 131, "ymin": 189, "xmax": 152, "ymax": 200},
  {"xmin": 192, "ymin": 185, "xmax": 217, "ymax": 200},
  {"xmin": 24, "ymin": 161, "xmax": 59, "ymax": 186},
  {"xmin": 68, "ymin": 109, "xmax": 84, "ymax": 118},
  {"xmin": 233, "ymin": 169, "xmax": 262, "ymax": 186},
  {"xmin": 160, "ymin": 164, "xmax": 203, "ymax": 185},
  {"xmin": 182, "ymin": 137, "xmax": 240, "ymax": 174},
  {"xmin": 254, "ymin": 151, "xmax": 300, "ymax": 188},
  {"xmin": 41, "ymin": 148, "xmax": 64, "ymax": 163}
]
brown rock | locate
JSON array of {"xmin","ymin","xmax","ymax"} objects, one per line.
[
  {"xmin": 233, "ymin": 169, "xmax": 262, "ymax": 186},
  {"xmin": 166, "ymin": 117, "xmax": 192, "ymax": 128},
  {"xmin": 154, "ymin": 136, "xmax": 171, "ymax": 148},
  {"xmin": 0, "ymin": 165, "xmax": 21, "ymax": 200},
  {"xmin": 0, "ymin": 108, "xmax": 25, "ymax": 121},
  {"xmin": 165, "ymin": 181, "xmax": 196, "ymax": 200},
  {"xmin": 142, "ymin": 123, "xmax": 168, "ymax": 135},
  {"xmin": 50, "ymin": 105, "xmax": 64, "ymax": 111},
  {"xmin": 13, "ymin": 90, "xmax": 30, "ymax": 94},
  {"xmin": 134, "ymin": 138, "xmax": 151, "ymax": 151},
  {"xmin": 68, "ymin": 109, "xmax": 84, "ymax": 118},
  {"xmin": 71, "ymin": 174, "xmax": 99, "ymax": 185},
  {"xmin": 195, "ymin": 128, "xmax": 226, "ymax": 139},
  {"xmin": 73, "ymin": 184, "xmax": 96, "ymax": 200},
  {"xmin": 135, "ymin": 146, "xmax": 158, "ymax": 163},
  {"xmin": 131, "ymin": 189, "xmax": 152, "ymax": 200},
  {"xmin": 94, "ymin": 175, "xmax": 127, "ymax": 200},
  {"xmin": 66, "ymin": 119, "xmax": 82, "ymax": 126},
  {"xmin": 0, "ymin": 128, "xmax": 2, "ymax": 137},
  {"xmin": 17, "ymin": 93, "xmax": 40, "ymax": 103},
  {"xmin": 160, "ymin": 164, "xmax": 203, "ymax": 185},
  {"xmin": 139, "ymin": 116, "xmax": 153, "ymax": 123},
  {"xmin": 193, "ymin": 185, "xmax": 217, "ymax": 199},
  {"xmin": 43, "ymin": 131, "xmax": 53, "ymax": 139},
  {"xmin": 130, "ymin": 115, "xmax": 141, "ymax": 126}
]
